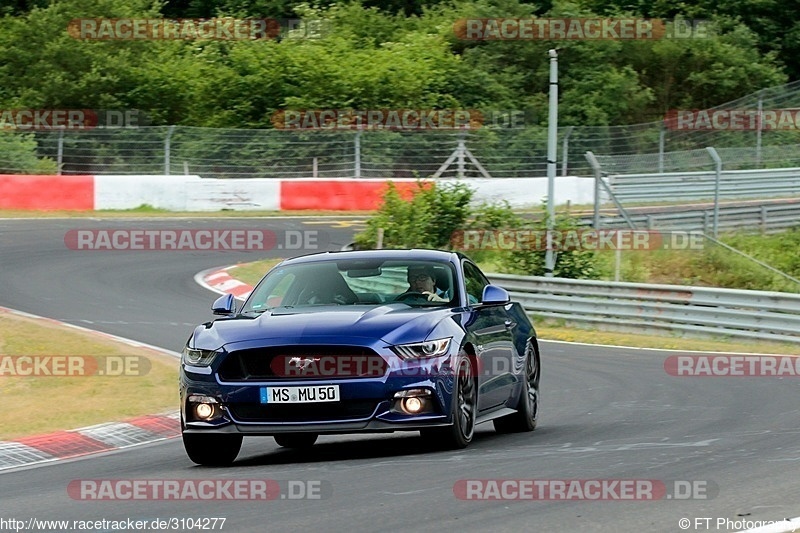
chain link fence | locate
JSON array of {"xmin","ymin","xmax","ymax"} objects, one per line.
[{"xmin": 3, "ymin": 81, "xmax": 800, "ymax": 178}]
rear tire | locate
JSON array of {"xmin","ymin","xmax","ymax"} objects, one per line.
[
  {"xmin": 494, "ymin": 341, "xmax": 540, "ymax": 434},
  {"xmin": 182, "ymin": 433, "xmax": 242, "ymax": 466},
  {"xmin": 274, "ymin": 433, "xmax": 318, "ymax": 449},
  {"xmin": 421, "ymin": 355, "xmax": 477, "ymax": 450}
]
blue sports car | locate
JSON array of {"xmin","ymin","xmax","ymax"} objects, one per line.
[{"xmin": 180, "ymin": 249, "xmax": 540, "ymax": 465}]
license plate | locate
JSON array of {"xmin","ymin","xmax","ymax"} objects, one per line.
[{"xmin": 260, "ymin": 385, "xmax": 340, "ymax": 404}]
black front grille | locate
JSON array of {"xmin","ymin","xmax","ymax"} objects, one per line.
[
  {"xmin": 228, "ymin": 400, "xmax": 378, "ymax": 422},
  {"xmin": 217, "ymin": 345, "xmax": 385, "ymax": 381}
]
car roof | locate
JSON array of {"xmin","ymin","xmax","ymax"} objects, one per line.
[{"xmin": 279, "ymin": 249, "xmax": 461, "ymax": 266}]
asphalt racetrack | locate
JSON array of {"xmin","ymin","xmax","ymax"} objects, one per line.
[{"xmin": 0, "ymin": 218, "xmax": 798, "ymax": 533}]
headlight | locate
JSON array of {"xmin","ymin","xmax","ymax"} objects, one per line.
[
  {"xmin": 391, "ymin": 338, "xmax": 452, "ymax": 360},
  {"xmin": 182, "ymin": 346, "xmax": 219, "ymax": 366}
]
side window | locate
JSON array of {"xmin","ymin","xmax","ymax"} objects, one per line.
[{"xmin": 463, "ymin": 261, "xmax": 489, "ymax": 304}]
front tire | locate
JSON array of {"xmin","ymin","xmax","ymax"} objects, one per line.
[
  {"xmin": 274, "ymin": 433, "xmax": 318, "ymax": 449},
  {"xmin": 421, "ymin": 355, "xmax": 477, "ymax": 449},
  {"xmin": 494, "ymin": 341, "xmax": 540, "ymax": 434},
  {"xmin": 182, "ymin": 433, "xmax": 242, "ymax": 466}
]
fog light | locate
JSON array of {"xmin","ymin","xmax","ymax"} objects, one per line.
[
  {"xmin": 392, "ymin": 389, "xmax": 434, "ymax": 415},
  {"xmin": 195, "ymin": 403, "xmax": 214, "ymax": 419},
  {"xmin": 403, "ymin": 397, "xmax": 423, "ymax": 413},
  {"xmin": 187, "ymin": 394, "xmax": 221, "ymax": 421}
]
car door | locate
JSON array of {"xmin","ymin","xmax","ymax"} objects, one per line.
[{"xmin": 461, "ymin": 260, "xmax": 516, "ymax": 411}]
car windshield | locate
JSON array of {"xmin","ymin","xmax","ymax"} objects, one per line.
[{"xmin": 241, "ymin": 258, "xmax": 457, "ymax": 313}]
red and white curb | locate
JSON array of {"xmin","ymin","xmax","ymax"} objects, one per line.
[
  {"xmin": 196, "ymin": 265, "xmax": 254, "ymax": 299},
  {"xmin": 0, "ymin": 412, "xmax": 181, "ymax": 471}
]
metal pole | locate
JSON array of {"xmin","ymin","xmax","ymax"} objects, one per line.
[
  {"xmin": 755, "ymin": 90, "xmax": 763, "ymax": 168},
  {"xmin": 658, "ymin": 125, "xmax": 665, "ymax": 173},
  {"xmin": 545, "ymin": 49, "xmax": 559, "ymax": 277},
  {"xmin": 561, "ymin": 126, "xmax": 573, "ymax": 176},
  {"xmin": 585, "ymin": 151, "xmax": 602, "ymax": 229},
  {"xmin": 164, "ymin": 125, "xmax": 175, "ymax": 175},
  {"xmin": 706, "ymin": 147, "xmax": 722, "ymax": 238},
  {"xmin": 354, "ymin": 130, "xmax": 362, "ymax": 178},
  {"xmin": 457, "ymin": 132, "xmax": 466, "ymax": 179},
  {"xmin": 57, "ymin": 129, "xmax": 64, "ymax": 175}
]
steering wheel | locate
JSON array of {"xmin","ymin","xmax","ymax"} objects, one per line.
[{"xmin": 395, "ymin": 291, "xmax": 428, "ymax": 302}]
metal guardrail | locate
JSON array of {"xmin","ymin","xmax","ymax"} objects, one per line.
[
  {"xmin": 488, "ymin": 273, "xmax": 800, "ymax": 345},
  {"xmin": 589, "ymin": 201, "xmax": 800, "ymax": 233},
  {"xmin": 608, "ymin": 167, "xmax": 800, "ymax": 202}
]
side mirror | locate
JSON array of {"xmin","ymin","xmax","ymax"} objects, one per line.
[
  {"xmin": 481, "ymin": 285, "xmax": 510, "ymax": 305},
  {"xmin": 212, "ymin": 293, "xmax": 236, "ymax": 315}
]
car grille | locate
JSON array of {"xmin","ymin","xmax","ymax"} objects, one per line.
[
  {"xmin": 228, "ymin": 400, "xmax": 378, "ymax": 422},
  {"xmin": 217, "ymin": 345, "xmax": 386, "ymax": 381}
]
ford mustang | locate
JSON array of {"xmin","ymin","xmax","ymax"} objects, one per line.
[{"xmin": 180, "ymin": 249, "xmax": 540, "ymax": 465}]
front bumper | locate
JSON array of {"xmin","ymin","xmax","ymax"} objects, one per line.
[{"xmin": 180, "ymin": 358, "xmax": 457, "ymax": 436}]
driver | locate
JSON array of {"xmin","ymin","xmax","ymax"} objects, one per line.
[{"xmin": 402, "ymin": 265, "xmax": 448, "ymax": 302}]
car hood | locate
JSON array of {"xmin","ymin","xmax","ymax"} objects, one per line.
[{"xmin": 190, "ymin": 303, "xmax": 454, "ymax": 350}]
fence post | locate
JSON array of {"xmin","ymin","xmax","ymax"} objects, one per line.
[
  {"xmin": 585, "ymin": 151, "xmax": 602, "ymax": 229},
  {"xmin": 658, "ymin": 124, "xmax": 666, "ymax": 173},
  {"xmin": 706, "ymin": 147, "xmax": 722, "ymax": 238},
  {"xmin": 57, "ymin": 130, "xmax": 64, "ymax": 175},
  {"xmin": 354, "ymin": 129, "xmax": 362, "ymax": 178},
  {"xmin": 164, "ymin": 125, "xmax": 175, "ymax": 175},
  {"xmin": 561, "ymin": 126, "xmax": 573, "ymax": 176},
  {"xmin": 756, "ymin": 89, "xmax": 764, "ymax": 168},
  {"xmin": 457, "ymin": 131, "xmax": 466, "ymax": 179}
]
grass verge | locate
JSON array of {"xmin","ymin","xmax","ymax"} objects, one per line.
[
  {"xmin": 0, "ymin": 309, "xmax": 178, "ymax": 440},
  {"xmin": 536, "ymin": 324, "xmax": 799, "ymax": 355}
]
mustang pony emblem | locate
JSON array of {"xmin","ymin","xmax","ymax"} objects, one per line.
[{"xmin": 288, "ymin": 356, "xmax": 321, "ymax": 371}]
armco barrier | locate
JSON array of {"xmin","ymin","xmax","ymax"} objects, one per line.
[
  {"xmin": 609, "ymin": 167, "xmax": 800, "ymax": 202},
  {"xmin": 591, "ymin": 200, "xmax": 800, "ymax": 233},
  {"xmin": 488, "ymin": 273, "xmax": 800, "ymax": 345}
]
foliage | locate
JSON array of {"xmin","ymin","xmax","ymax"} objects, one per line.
[
  {"xmin": 353, "ymin": 180, "xmax": 473, "ymax": 249},
  {"xmin": 498, "ymin": 205, "xmax": 601, "ymax": 279},
  {"xmin": 0, "ymin": 133, "xmax": 57, "ymax": 173},
  {"xmin": 0, "ymin": 0, "xmax": 790, "ymax": 129},
  {"xmin": 353, "ymin": 182, "xmax": 601, "ymax": 280}
]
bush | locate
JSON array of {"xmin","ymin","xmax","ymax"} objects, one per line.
[
  {"xmin": 353, "ymin": 182, "xmax": 601, "ymax": 280},
  {"xmin": 0, "ymin": 133, "xmax": 57, "ymax": 174},
  {"xmin": 499, "ymin": 206, "xmax": 601, "ymax": 280},
  {"xmin": 353, "ymin": 180, "xmax": 473, "ymax": 249}
]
